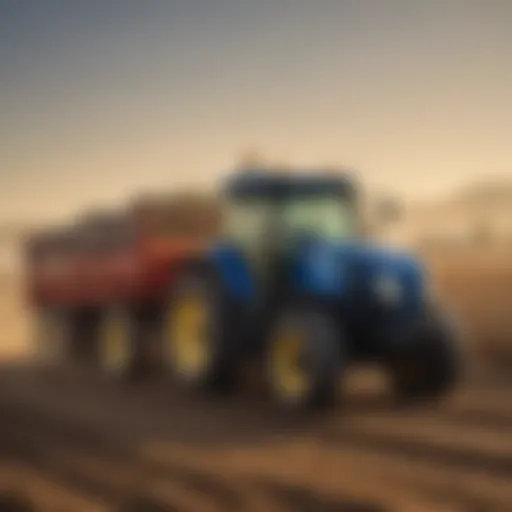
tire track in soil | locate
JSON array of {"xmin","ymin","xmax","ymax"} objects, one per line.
[
  {"xmin": 300, "ymin": 436, "xmax": 512, "ymax": 511},
  {"xmin": 139, "ymin": 397, "xmax": 512, "ymax": 509},
  {"xmin": 0, "ymin": 401, "xmax": 243, "ymax": 511},
  {"xmin": 434, "ymin": 406, "xmax": 512, "ymax": 432},
  {"xmin": 0, "ymin": 464, "xmax": 107, "ymax": 512},
  {"xmin": 146, "ymin": 431, "xmax": 512, "ymax": 512},
  {"xmin": 322, "ymin": 420, "xmax": 512, "ymax": 478},
  {"xmin": 1, "ymin": 366, "xmax": 512, "ymax": 510},
  {"xmin": 0, "ymin": 378, "xmax": 465, "ymax": 510},
  {"xmin": 8, "ymin": 365, "xmax": 512, "ymax": 445},
  {"xmin": 0, "ymin": 400, "xmax": 388, "ymax": 512},
  {"xmin": 0, "ymin": 396, "xmax": 451, "ymax": 511}
]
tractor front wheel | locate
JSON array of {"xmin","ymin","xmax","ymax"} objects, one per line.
[
  {"xmin": 266, "ymin": 306, "xmax": 344, "ymax": 412},
  {"xmin": 389, "ymin": 306, "xmax": 463, "ymax": 403}
]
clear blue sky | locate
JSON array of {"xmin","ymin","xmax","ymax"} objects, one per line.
[{"xmin": 1, "ymin": 0, "xmax": 511, "ymax": 222}]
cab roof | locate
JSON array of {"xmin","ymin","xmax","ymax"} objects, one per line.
[{"xmin": 223, "ymin": 166, "xmax": 357, "ymax": 199}]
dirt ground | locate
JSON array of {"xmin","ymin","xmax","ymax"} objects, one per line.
[
  {"xmin": 424, "ymin": 249, "xmax": 512, "ymax": 364},
  {"xmin": 0, "ymin": 250, "xmax": 511, "ymax": 512}
]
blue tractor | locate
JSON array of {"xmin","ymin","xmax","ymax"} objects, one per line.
[{"xmin": 164, "ymin": 167, "xmax": 463, "ymax": 411}]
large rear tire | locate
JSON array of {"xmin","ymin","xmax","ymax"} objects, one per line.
[
  {"xmin": 266, "ymin": 306, "xmax": 344, "ymax": 412},
  {"xmin": 162, "ymin": 268, "xmax": 239, "ymax": 394}
]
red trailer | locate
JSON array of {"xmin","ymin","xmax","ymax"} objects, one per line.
[{"xmin": 26, "ymin": 194, "xmax": 216, "ymax": 380}]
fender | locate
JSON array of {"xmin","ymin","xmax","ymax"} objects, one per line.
[{"xmin": 208, "ymin": 243, "xmax": 256, "ymax": 301}]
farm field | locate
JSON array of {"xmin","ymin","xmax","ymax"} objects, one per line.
[{"xmin": 0, "ymin": 249, "xmax": 510, "ymax": 511}]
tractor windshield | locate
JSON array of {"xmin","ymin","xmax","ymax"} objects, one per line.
[
  {"xmin": 223, "ymin": 198, "xmax": 274, "ymax": 251},
  {"xmin": 281, "ymin": 194, "xmax": 357, "ymax": 243},
  {"xmin": 222, "ymin": 173, "xmax": 358, "ymax": 252}
]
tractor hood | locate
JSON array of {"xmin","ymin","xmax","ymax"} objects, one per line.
[
  {"xmin": 343, "ymin": 241, "xmax": 427, "ymax": 310},
  {"xmin": 294, "ymin": 238, "xmax": 428, "ymax": 327}
]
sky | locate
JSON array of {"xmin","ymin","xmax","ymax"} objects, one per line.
[{"xmin": 1, "ymin": 0, "xmax": 511, "ymax": 223}]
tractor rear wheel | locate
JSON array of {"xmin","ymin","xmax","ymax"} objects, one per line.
[
  {"xmin": 162, "ymin": 269, "xmax": 239, "ymax": 394},
  {"xmin": 266, "ymin": 306, "xmax": 344, "ymax": 412}
]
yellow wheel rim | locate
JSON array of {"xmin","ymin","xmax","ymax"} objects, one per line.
[
  {"xmin": 102, "ymin": 315, "xmax": 130, "ymax": 374},
  {"xmin": 169, "ymin": 294, "xmax": 210, "ymax": 378},
  {"xmin": 270, "ymin": 328, "xmax": 309, "ymax": 400}
]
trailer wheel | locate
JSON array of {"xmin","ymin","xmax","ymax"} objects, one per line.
[
  {"xmin": 266, "ymin": 306, "xmax": 344, "ymax": 412},
  {"xmin": 34, "ymin": 308, "xmax": 79, "ymax": 367},
  {"xmin": 162, "ymin": 269, "xmax": 238, "ymax": 393},
  {"xmin": 97, "ymin": 309, "xmax": 144, "ymax": 383}
]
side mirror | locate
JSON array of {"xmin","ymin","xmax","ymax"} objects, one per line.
[
  {"xmin": 362, "ymin": 196, "xmax": 403, "ymax": 239},
  {"xmin": 374, "ymin": 196, "xmax": 402, "ymax": 226}
]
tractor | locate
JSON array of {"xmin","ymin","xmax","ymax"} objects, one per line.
[{"xmin": 164, "ymin": 167, "xmax": 463, "ymax": 411}]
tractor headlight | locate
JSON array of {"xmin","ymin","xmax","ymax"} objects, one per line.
[{"xmin": 374, "ymin": 274, "xmax": 402, "ymax": 306}]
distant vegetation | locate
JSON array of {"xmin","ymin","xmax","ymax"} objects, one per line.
[
  {"xmin": 2, "ymin": 174, "xmax": 512, "ymax": 265},
  {"xmin": 401, "ymin": 176, "xmax": 512, "ymax": 250}
]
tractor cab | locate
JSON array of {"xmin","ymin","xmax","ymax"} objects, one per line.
[
  {"xmin": 218, "ymin": 168, "xmax": 363, "ymax": 309},
  {"xmin": 220, "ymin": 168, "xmax": 361, "ymax": 271}
]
